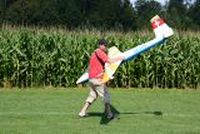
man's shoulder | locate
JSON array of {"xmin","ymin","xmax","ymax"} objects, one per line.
[
  {"xmin": 95, "ymin": 48, "xmax": 101, "ymax": 52},
  {"xmin": 95, "ymin": 48, "xmax": 105, "ymax": 54}
]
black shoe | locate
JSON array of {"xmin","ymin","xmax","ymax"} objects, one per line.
[{"xmin": 106, "ymin": 112, "xmax": 114, "ymax": 119}]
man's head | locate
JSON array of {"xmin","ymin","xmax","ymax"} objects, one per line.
[{"xmin": 98, "ymin": 39, "xmax": 107, "ymax": 51}]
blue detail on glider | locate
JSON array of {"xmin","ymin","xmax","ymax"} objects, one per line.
[{"xmin": 124, "ymin": 38, "xmax": 165, "ymax": 61}]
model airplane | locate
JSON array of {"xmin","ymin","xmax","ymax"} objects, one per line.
[{"xmin": 76, "ymin": 15, "xmax": 174, "ymax": 84}]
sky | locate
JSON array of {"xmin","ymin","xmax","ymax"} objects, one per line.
[
  {"xmin": 130, "ymin": 0, "xmax": 195, "ymax": 6},
  {"xmin": 130, "ymin": 0, "xmax": 168, "ymax": 6}
]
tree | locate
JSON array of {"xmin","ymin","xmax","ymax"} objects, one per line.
[
  {"xmin": 80, "ymin": 0, "xmax": 104, "ymax": 27},
  {"xmin": 98, "ymin": 0, "xmax": 121, "ymax": 28},
  {"xmin": 4, "ymin": 0, "xmax": 29, "ymax": 25},
  {"xmin": 0, "ymin": 0, "xmax": 4, "ymax": 24},
  {"xmin": 166, "ymin": 0, "xmax": 191, "ymax": 29},
  {"xmin": 135, "ymin": 0, "xmax": 162, "ymax": 29},
  {"xmin": 79, "ymin": 0, "xmax": 121, "ymax": 29},
  {"xmin": 28, "ymin": 0, "xmax": 59, "ymax": 26},
  {"xmin": 119, "ymin": 0, "xmax": 137, "ymax": 30},
  {"xmin": 188, "ymin": 0, "xmax": 200, "ymax": 29},
  {"xmin": 55, "ymin": 0, "xmax": 82, "ymax": 28}
]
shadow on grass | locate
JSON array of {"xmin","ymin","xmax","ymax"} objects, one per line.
[
  {"xmin": 88, "ymin": 104, "xmax": 120, "ymax": 125},
  {"xmin": 88, "ymin": 105, "xmax": 162, "ymax": 125}
]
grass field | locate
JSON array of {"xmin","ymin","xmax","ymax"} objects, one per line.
[{"xmin": 0, "ymin": 88, "xmax": 200, "ymax": 134}]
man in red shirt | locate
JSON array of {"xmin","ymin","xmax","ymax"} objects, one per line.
[{"xmin": 78, "ymin": 39, "xmax": 124, "ymax": 119}]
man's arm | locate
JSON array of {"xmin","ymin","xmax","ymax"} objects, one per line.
[{"xmin": 96, "ymin": 49, "xmax": 124, "ymax": 64}]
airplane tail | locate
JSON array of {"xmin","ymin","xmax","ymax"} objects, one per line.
[{"xmin": 151, "ymin": 15, "xmax": 174, "ymax": 38}]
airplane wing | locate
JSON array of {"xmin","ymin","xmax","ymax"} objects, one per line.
[
  {"xmin": 76, "ymin": 46, "xmax": 123, "ymax": 84},
  {"xmin": 102, "ymin": 46, "xmax": 123, "ymax": 83}
]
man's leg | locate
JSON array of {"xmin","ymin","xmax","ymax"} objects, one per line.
[
  {"xmin": 96, "ymin": 85, "xmax": 113, "ymax": 119},
  {"xmin": 104, "ymin": 103, "xmax": 113, "ymax": 119},
  {"xmin": 78, "ymin": 102, "xmax": 91, "ymax": 117},
  {"xmin": 103, "ymin": 86, "xmax": 113, "ymax": 119},
  {"xmin": 79, "ymin": 86, "xmax": 98, "ymax": 117}
]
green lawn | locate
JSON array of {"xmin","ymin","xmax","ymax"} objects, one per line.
[{"xmin": 0, "ymin": 88, "xmax": 200, "ymax": 134}]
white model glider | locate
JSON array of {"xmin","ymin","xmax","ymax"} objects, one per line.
[{"xmin": 76, "ymin": 15, "xmax": 174, "ymax": 84}]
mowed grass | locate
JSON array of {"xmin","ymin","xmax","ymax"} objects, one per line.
[{"xmin": 0, "ymin": 88, "xmax": 200, "ymax": 134}]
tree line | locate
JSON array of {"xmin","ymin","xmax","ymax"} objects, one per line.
[{"xmin": 0, "ymin": 0, "xmax": 200, "ymax": 30}]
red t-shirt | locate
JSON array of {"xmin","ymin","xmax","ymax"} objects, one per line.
[{"xmin": 89, "ymin": 48, "xmax": 108, "ymax": 79}]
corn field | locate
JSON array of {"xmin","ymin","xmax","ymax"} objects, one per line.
[{"xmin": 0, "ymin": 28, "xmax": 200, "ymax": 88}]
